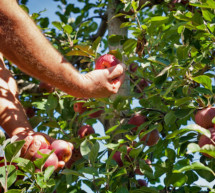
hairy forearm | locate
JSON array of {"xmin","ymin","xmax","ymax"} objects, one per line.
[{"xmin": 0, "ymin": 0, "xmax": 84, "ymax": 97}]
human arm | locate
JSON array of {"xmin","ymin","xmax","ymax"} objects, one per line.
[{"xmin": 0, "ymin": 0, "xmax": 125, "ymax": 98}]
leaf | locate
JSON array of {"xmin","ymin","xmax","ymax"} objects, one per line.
[
  {"xmin": 0, "ymin": 165, "xmax": 17, "ymax": 189},
  {"xmin": 5, "ymin": 140, "xmax": 25, "ymax": 162},
  {"xmin": 52, "ymin": 21, "xmax": 62, "ymax": 30},
  {"xmin": 174, "ymin": 162, "xmax": 215, "ymax": 176},
  {"xmin": 44, "ymin": 166, "xmax": 55, "ymax": 181},
  {"xmin": 74, "ymin": 45, "xmax": 95, "ymax": 57},
  {"xmin": 115, "ymin": 186, "xmax": 129, "ymax": 193},
  {"xmin": 89, "ymin": 141, "xmax": 100, "ymax": 164},
  {"xmin": 80, "ymin": 139, "xmax": 93, "ymax": 159},
  {"xmin": 165, "ymin": 173, "xmax": 187, "ymax": 187},
  {"xmin": 201, "ymin": 9, "xmax": 214, "ymax": 22},
  {"xmin": 66, "ymin": 50, "xmax": 90, "ymax": 57},
  {"xmin": 61, "ymin": 169, "xmax": 85, "ymax": 177},
  {"xmin": 166, "ymin": 124, "xmax": 211, "ymax": 139},
  {"xmin": 192, "ymin": 75, "xmax": 212, "ymax": 91},
  {"xmin": 106, "ymin": 124, "xmax": 119, "ymax": 135},
  {"xmin": 187, "ymin": 143, "xmax": 215, "ymax": 158},
  {"xmin": 78, "ymin": 167, "xmax": 98, "ymax": 176},
  {"xmin": 63, "ymin": 24, "xmax": 73, "ymax": 34},
  {"xmin": 123, "ymin": 39, "xmax": 137, "ymax": 54},
  {"xmin": 108, "ymin": 35, "xmax": 124, "ymax": 46},
  {"xmin": 154, "ymin": 65, "xmax": 172, "ymax": 88},
  {"xmin": 33, "ymin": 150, "xmax": 54, "ymax": 170},
  {"xmin": 0, "ymin": 130, "xmax": 5, "ymax": 145},
  {"xmin": 164, "ymin": 111, "xmax": 177, "ymax": 126},
  {"xmin": 148, "ymin": 56, "xmax": 170, "ymax": 66}
]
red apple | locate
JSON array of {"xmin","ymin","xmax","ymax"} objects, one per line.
[
  {"xmin": 39, "ymin": 82, "xmax": 55, "ymax": 93},
  {"xmin": 137, "ymin": 179, "xmax": 148, "ymax": 187},
  {"xmin": 32, "ymin": 135, "xmax": 50, "ymax": 150},
  {"xmin": 135, "ymin": 78, "xmax": 149, "ymax": 93},
  {"xmin": 129, "ymin": 63, "xmax": 138, "ymax": 73},
  {"xmin": 89, "ymin": 107, "xmax": 104, "ymax": 118},
  {"xmin": 95, "ymin": 54, "xmax": 120, "ymax": 70},
  {"xmin": 195, "ymin": 107, "xmax": 215, "ymax": 129},
  {"xmin": 25, "ymin": 107, "xmax": 35, "ymax": 118},
  {"xmin": 113, "ymin": 151, "xmax": 123, "ymax": 167},
  {"xmin": 135, "ymin": 159, "xmax": 152, "ymax": 175},
  {"xmin": 73, "ymin": 98, "xmax": 88, "ymax": 114},
  {"xmin": 128, "ymin": 114, "xmax": 147, "ymax": 131},
  {"xmin": 78, "ymin": 125, "xmax": 95, "ymax": 138},
  {"xmin": 50, "ymin": 140, "xmax": 72, "ymax": 162},
  {"xmin": 65, "ymin": 148, "xmax": 82, "ymax": 168},
  {"xmin": 139, "ymin": 129, "xmax": 160, "ymax": 146},
  {"xmin": 32, "ymin": 149, "xmax": 59, "ymax": 171},
  {"xmin": 198, "ymin": 127, "xmax": 215, "ymax": 158},
  {"xmin": 112, "ymin": 146, "xmax": 133, "ymax": 167}
]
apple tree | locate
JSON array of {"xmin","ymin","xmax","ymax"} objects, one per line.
[{"xmin": 1, "ymin": 0, "xmax": 215, "ymax": 192}]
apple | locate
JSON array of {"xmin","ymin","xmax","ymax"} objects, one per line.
[
  {"xmin": 128, "ymin": 114, "xmax": 147, "ymax": 131},
  {"xmin": 135, "ymin": 159, "xmax": 152, "ymax": 175},
  {"xmin": 95, "ymin": 54, "xmax": 120, "ymax": 70},
  {"xmin": 139, "ymin": 129, "xmax": 160, "ymax": 146},
  {"xmin": 25, "ymin": 107, "xmax": 35, "ymax": 118},
  {"xmin": 32, "ymin": 149, "xmax": 59, "ymax": 171},
  {"xmin": 198, "ymin": 127, "xmax": 215, "ymax": 158},
  {"xmin": 65, "ymin": 148, "xmax": 82, "ymax": 168},
  {"xmin": 32, "ymin": 135, "xmax": 50, "ymax": 150},
  {"xmin": 78, "ymin": 125, "xmax": 95, "ymax": 138},
  {"xmin": 50, "ymin": 140, "xmax": 73, "ymax": 162},
  {"xmin": 195, "ymin": 107, "xmax": 215, "ymax": 129},
  {"xmin": 129, "ymin": 63, "xmax": 138, "ymax": 73},
  {"xmin": 89, "ymin": 107, "xmax": 104, "ymax": 118},
  {"xmin": 73, "ymin": 98, "xmax": 88, "ymax": 114},
  {"xmin": 112, "ymin": 146, "xmax": 133, "ymax": 167},
  {"xmin": 135, "ymin": 78, "xmax": 149, "ymax": 93},
  {"xmin": 39, "ymin": 82, "xmax": 55, "ymax": 93},
  {"xmin": 137, "ymin": 179, "xmax": 148, "ymax": 187},
  {"xmin": 113, "ymin": 151, "xmax": 123, "ymax": 167}
]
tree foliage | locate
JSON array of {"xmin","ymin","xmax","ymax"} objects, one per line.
[{"xmin": 1, "ymin": 0, "xmax": 215, "ymax": 192}]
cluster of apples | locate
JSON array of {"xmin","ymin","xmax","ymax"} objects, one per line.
[
  {"xmin": 31, "ymin": 137, "xmax": 73, "ymax": 171},
  {"xmin": 195, "ymin": 106, "xmax": 215, "ymax": 157}
]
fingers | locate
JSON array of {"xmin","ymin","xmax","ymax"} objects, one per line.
[
  {"xmin": 24, "ymin": 140, "xmax": 41, "ymax": 160},
  {"xmin": 21, "ymin": 135, "xmax": 33, "ymax": 157},
  {"xmin": 107, "ymin": 63, "xmax": 125, "ymax": 81}
]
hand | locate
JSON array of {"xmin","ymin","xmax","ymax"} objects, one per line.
[
  {"xmin": 80, "ymin": 63, "xmax": 125, "ymax": 98},
  {"xmin": 15, "ymin": 132, "xmax": 68, "ymax": 170}
]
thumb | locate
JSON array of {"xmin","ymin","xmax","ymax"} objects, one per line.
[{"xmin": 108, "ymin": 63, "xmax": 125, "ymax": 80}]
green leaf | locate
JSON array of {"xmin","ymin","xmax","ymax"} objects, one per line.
[
  {"xmin": 116, "ymin": 186, "xmax": 129, "ymax": 193},
  {"xmin": 0, "ymin": 165, "xmax": 17, "ymax": 189},
  {"xmin": 106, "ymin": 124, "xmax": 119, "ymax": 135},
  {"xmin": 89, "ymin": 141, "xmax": 100, "ymax": 164},
  {"xmin": 66, "ymin": 50, "xmax": 90, "ymax": 57},
  {"xmin": 154, "ymin": 66, "xmax": 172, "ymax": 88},
  {"xmin": 52, "ymin": 21, "xmax": 62, "ymax": 30},
  {"xmin": 165, "ymin": 173, "xmax": 187, "ymax": 187},
  {"xmin": 5, "ymin": 140, "xmax": 25, "ymax": 162},
  {"xmin": 148, "ymin": 56, "xmax": 170, "ymax": 66},
  {"xmin": 78, "ymin": 167, "xmax": 98, "ymax": 176},
  {"xmin": 166, "ymin": 124, "xmax": 210, "ymax": 139},
  {"xmin": 202, "ymin": 9, "xmax": 214, "ymax": 22},
  {"xmin": 80, "ymin": 139, "xmax": 93, "ymax": 159},
  {"xmin": 108, "ymin": 35, "xmax": 124, "ymax": 46},
  {"xmin": 191, "ymin": 75, "xmax": 212, "ymax": 91},
  {"xmin": 123, "ymin": 39, "xmax": 137, "ymax": 54},
  {"xmin": 44, "ymin": 166, "xmax": 55, "ymax": 181},
  {"xmin": 33, "ymin": 150, "xmax": 54, "ymax": 170},
  {"xmin": 63, "ymin": 24, "xmax": 73, "ymax": 34},
  {"xmin": 174, "ymin": 162, "xmax": 215, "ymax": 176},
  {"xmin": 61, "ymin": 169, "xmax": 85, "ymax": 177},
  {"xmin": 175, "ymin": 44, "xmax": 190, "ymax": 60},
  {"xmin": 187, "ymin": 143, "xmax": 215, "ymax": 158},
  {"xmin": 164, "ymin": 111, "xmax": 177, "ymax": 126},
  {"xmin": 0, "ymin": 130, "xmax": 5, "ymax": 145}
]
